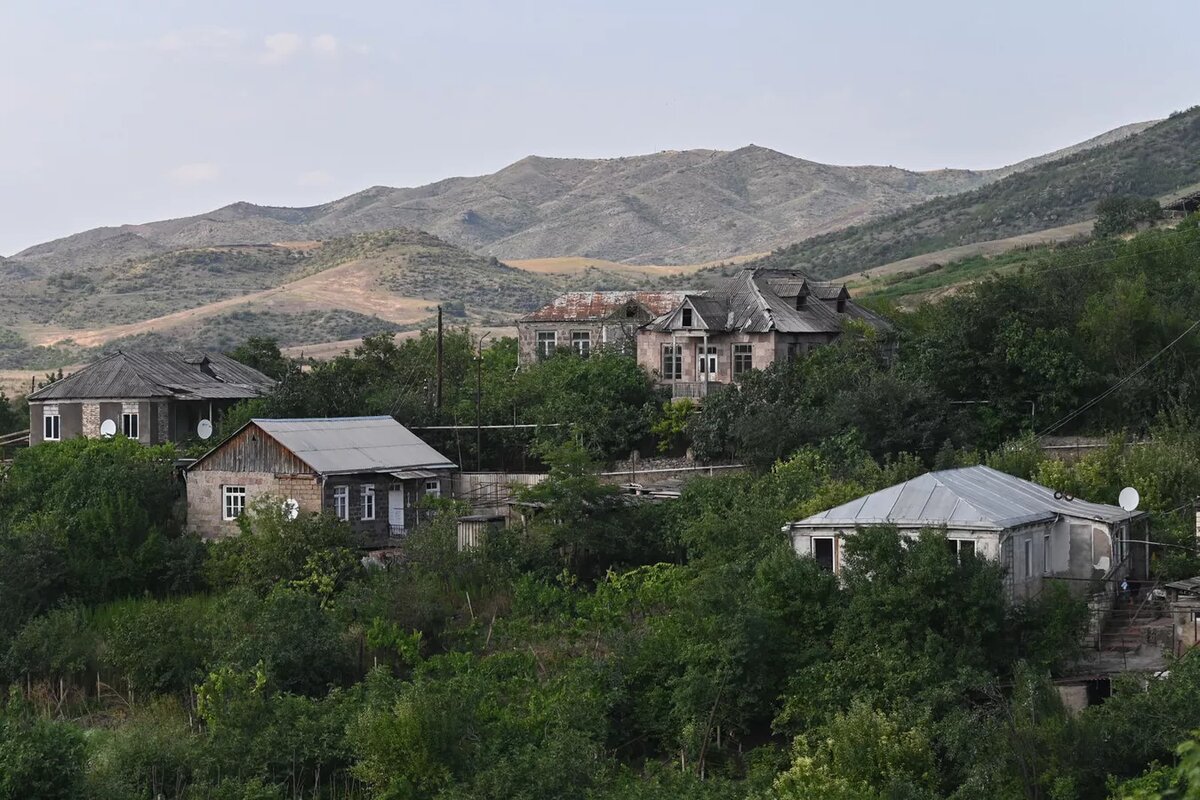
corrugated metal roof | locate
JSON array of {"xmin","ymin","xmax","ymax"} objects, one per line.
[
  {"xmin": 253, "ymin": 417, "xmax": 456, "ymax": 476},
  {"xmin": 646, "ymin": 268, "xmax": 891, "ymax": 336},
  {"xmin": 520, "ymin": 291, "xmax": 691, "ymax": 322},
  {"xmin": 28, "ymin": 350, "xmax": 276, "ymax": 401},
  {"xmin": 789, "ymin": 465, "xmax": 1142, "ymax": 532}
]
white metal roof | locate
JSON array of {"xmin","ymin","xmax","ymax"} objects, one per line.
[
  {"xmin": 254, "ymin": 417, "xmax": 456, "ymax": 476},
  {"xmin": 788, "ymin": 465, "xmax": 1142, "ymax": 533}
]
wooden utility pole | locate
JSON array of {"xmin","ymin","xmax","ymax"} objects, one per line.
[
  {"xmin": 436, "ymin": 305, "xmax": 444, "ymax": 410},
  {"xmin": 475, "ymin": 332, "xmax": 490, "ymax": 470}
]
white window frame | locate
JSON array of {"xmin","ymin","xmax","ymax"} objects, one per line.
[
  {"xmin": 1023, "ymin": 538, "xmax": 1033, "ymax": 578},
  {"xmin": 681, "ymin": 307, "xmax": 693, "ymax": 327},
  {"xmin": 43, "ymin": 408, "xmax": 61, "ymax": 441},
  {"xmin": 222, "ymin": 486, "xmax": 247, "ymax": 521},
  {"xmin": 536, "ymin": 331, "xmax": 557, "ymax": 358},
  {"xmin": 333, "ymin": 486, "xmax": 350, "ymax": 521},
  {"xmin": 697, "ymin": 345, "xmax": 717, "ymax": 376},
  {"xmin": 122, "ymin": 411, "xmax": 139, "ymax": 439},
  {"xmin": 571, "ymin": 330, "xmax": 591, "ymax": 357},
  {"xmin": 1043, "ymin": 533, "xmax": 1051, "ymax": 574},
  {"xmin": 424, "ymin": 479, "xmax": 442, "ymax": 498},
  {"xmin": 362, "ymin": 485, "xmax": 376, "ymax": 521},
  {"xmin": 811, "ymin": 536, "xmax": 836, "ymax": 571},
  {"xmin": 948, "ymin": 538, "xmax": 976, "ymax": 562}
]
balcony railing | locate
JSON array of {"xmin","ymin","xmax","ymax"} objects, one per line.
[{"xmin": 667, "ymin": 381, "xmax": 727, "ymax": 400}]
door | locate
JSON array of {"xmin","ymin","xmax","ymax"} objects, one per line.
[{"xmin": 388, "ymin": 490, "xmax": 405, "ymax": 535}]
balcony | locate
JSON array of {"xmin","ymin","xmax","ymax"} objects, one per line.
[{"xmin": 667, "ymin": 381, "xmax": 727, "ymax": 401}]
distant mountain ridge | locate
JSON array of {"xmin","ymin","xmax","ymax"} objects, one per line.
[{"xmin": 11, "ymin": 120, "xmax": 1156, "ymax": 272}]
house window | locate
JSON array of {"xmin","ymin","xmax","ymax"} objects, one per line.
[
  {"xmin": 661, "ymin": 344, "xmax": 682, "ymax": 380},
  {"xmin": 732, "ymin": 344, "xmax": 753, "ymax": 376},
  {"xmin": 334, "ymin": 486, "xmax": 349, "ymax": 521},
  {"xmin": 536, "ymin": 331, "xmax": 557, "ymax": 358},
  {"xmin": 1023, "ymin": 538, "xmax": 1033, "ymax": 578},
  {"xmin": 697, "ymin": 346, "xmax": 717, "ymax": 376},
  {"xmin": 223, "ymin": 486, "xmax": 246, "ymax": 521},
  {"xmin": 1043, "ymin": 534, "xmax": 1051, "ymax": 574},
  {"xmin": 43, "ymin": 409, "xmax": 61, "ymax": 441},
  {"xmin": 947, "ymin": 538, "xmax": 976, "ymax": 562},
  {"xmin": 571, "ymin": 331, "xmax": 591, "ymax": 357},
  {"xmin": 681, "ymin": 307, "xmax": 693, "ymax": 327},
  {"xmin": 122, "ymin": 411, "xmax": 139, "ymax": 439},
  {"xmin": 424, "ymin": 479, "xmax": 442, "ymax": 498},
  {"xmin": 362, "ymin": 485, "xmax": 376, "ymax": 521},
  {"xmin": 812, "ymin": 537, "xmax": 835, "ymax": 571}
]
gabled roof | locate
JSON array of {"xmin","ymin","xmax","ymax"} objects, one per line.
[
  {"xmin": 646, "ymin": 267, "xmax": 891, "ymax": 336},
  {"xmin": 520, "ymin": 291, "xmax": 690, "ymax": 323},
  {"xmin": 247, "ymin": 417, "xmax": 455, "ymax": 476},
  {"xmin": 787, "ymin": 465, "xmax": 1141, "ymax": 533},
  {"xmin": 28, "ymin": 350, "xmax": 276, "ymax": 401}
]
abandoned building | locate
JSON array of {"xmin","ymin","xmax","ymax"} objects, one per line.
[
  {"xmin": 184, "ymin": 416, "xmax": 456, "ymax": 543},
  {"xmin": 785, "ymin": 465, "xmax": 1148, "ymax": 602},
  {"xmin": 26, "ymin": 350, "xmax": 275, "ymax": 445},
  {"xmin": 638, "ymin": 268, "xmax": 892, "ymax": 400},
  {"xmin": 516, "ymin": 291, "xmax": 689, "ymax": 365}
]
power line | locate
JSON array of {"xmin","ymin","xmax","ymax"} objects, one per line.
[{"xmin": 1036, "ymin": 316, "xmax": 1200, "ymax": 439}]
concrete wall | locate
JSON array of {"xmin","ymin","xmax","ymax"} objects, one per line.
[{"xmin": 186, "ymin": 469, "xmax": 323, "ymax": 540}]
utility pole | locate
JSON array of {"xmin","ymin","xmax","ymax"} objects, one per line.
[
  {"xmin": 475, "ymin": 331, "xmax": 490, "ymax": 471},
  {"xmin": 436, "ymin": 305, "xmax": 444, "ymax": 411}
]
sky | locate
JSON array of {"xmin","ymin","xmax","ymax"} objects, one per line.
[{"xmin": 1, "ymin": 0, "xmax": 1196, "ymax": 256}]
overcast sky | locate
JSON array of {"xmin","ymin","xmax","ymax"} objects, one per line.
[{"xmin": 1, "ymin": 0, "xmax": 1196, "ymax": 255}]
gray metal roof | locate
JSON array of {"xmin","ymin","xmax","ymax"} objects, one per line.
[
  {"xmin": 788, "ymin": 465, "xmax": 1142, "ymax": 532},
  {"xmin": 28, "ymin": 350, "xmax": 275, "ymax": 401},
  {"xmin": 254, "ymin": 417, "xmax": 456, "ymax": 476},
  {"xmin": 647, "ymin": 268, "xmax": 891, "ymax": 336}
]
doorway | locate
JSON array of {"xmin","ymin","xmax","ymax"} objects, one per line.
[{"xmin": 388, "ymin": 489, "xmax": 405, "ymax": 536}]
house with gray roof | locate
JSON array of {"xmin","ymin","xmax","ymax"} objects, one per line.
[
  {"xmin": 184, "ymin": 416, "xmax": 457, "ymax": 542},
  {"xmin": 637, "ymin": 268, "xmax": 892, "ymax": 400},
  {"xmin": 27, "ymin": 350, "xmax": 275, "ymax": 446},
  {"xmin": 516, "ymin": 290, "xmax": 692, "ymax": 365},
  {"xmin": 784, "ymin": 465, "xmax": 1147, "ymax": 601}
]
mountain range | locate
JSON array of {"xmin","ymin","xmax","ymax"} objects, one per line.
[{"xmin": 10, "ymin": 121, "xmax": 1155, "ymax": 272}]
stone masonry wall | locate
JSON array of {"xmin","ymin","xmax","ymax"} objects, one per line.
[
  {"xmin": 186, "ymin": 469, "xmax": 322, "ymax": 540},
  {"xmin": 82, "ymin": 402, "xmax": 101, "ymax": 437}
]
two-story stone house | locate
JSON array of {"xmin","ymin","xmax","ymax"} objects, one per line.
[
  {"xmin": 516, "ymin": 291, "xmax": 689, "ymax": 365},
  {"xmin": 637, "ymin": 268, "xmax": 892, "ymax": 399}
]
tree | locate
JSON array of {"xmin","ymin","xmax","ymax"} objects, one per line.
[
  {"xmin": 1095, "ymin": 196, "xmax": 1163, "ymax": 238},
  {"xmin": 226, "ymin": 337, "xmax": 295, "ymax": 381}
]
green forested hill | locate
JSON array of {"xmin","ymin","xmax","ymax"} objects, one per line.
[{"xmin": 739, "ymin": 106, "xmax": 1200, "ymax": 278}]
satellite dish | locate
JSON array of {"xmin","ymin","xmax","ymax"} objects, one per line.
[
  {"xmin": 282, "ymin": 498, "xmax": 300, "ymax": 520},
  {"xmin": 197, "ymin": 419, "xmax": 213, "ymax": 440},
  {"xmin": 99, "ymin": 419, "xmax": 117, "ymax": 438},
  {"xmin": 1119, "ymin": 487, "xmax": 1140, "ymax": 512}
]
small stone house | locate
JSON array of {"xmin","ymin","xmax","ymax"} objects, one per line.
[
  {"xmin": 516, "ymin": 291, "xmax": 690, "ymax": 365},
  {"xmin": 185, "ymin": 416, "xmax": 456, "ymax": 543},
  {"xmin": 638, "ymin": 268, "xmax": 892, "ymax": 400},
  {"xmin": 27, "ymin": 350, "xmax": 275, "ymax": 445},
  {"xmin": 784, "ymin": 465, "xmax": 1148, "ymax": 602}
]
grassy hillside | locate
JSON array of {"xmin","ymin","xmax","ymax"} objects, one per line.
[
  {"xmin": 738, "ymin": 107, "xmax": 1200, "ymax": 278},
  {"xmin": 0, "ymin": 229, "xmax": 698, "ymax": 371}
]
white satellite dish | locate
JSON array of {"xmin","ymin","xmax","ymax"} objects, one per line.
[
  {"xmin": 99, "ymin": 419, "xmax": 117, "ymax": 438},
  {"xmin": 1119, "ymin": 487, "xmax": 1140, "ymax": 513},
  {"xmin": 282, "ymin": 498, "xmax": 300, "ymax": 520},
  {"xmin": 197, "ymin": 419, "xmax": 213, "ymax": 440}
]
